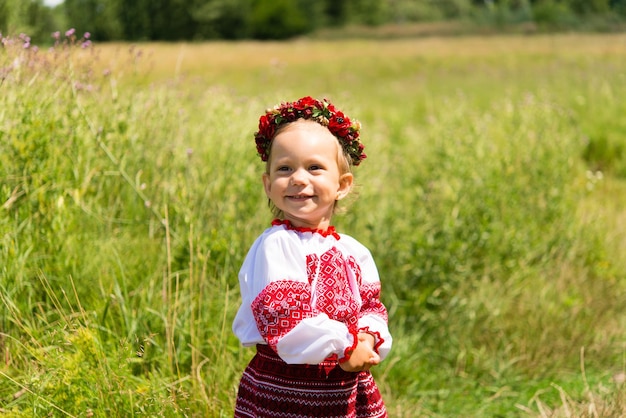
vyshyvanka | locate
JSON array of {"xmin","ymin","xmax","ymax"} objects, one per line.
[{"xmin": 233, "ymin": 220, "xmax": 392, "ymax": 418}]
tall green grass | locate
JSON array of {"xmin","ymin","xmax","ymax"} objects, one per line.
[{"xmin": 1, "ymin": 33, "xmax": 625, "ymax": 416}]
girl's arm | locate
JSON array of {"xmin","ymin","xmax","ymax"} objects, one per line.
[{"xmin": 355, "ymin": 253, "xmax": 393, "ymax": 361}]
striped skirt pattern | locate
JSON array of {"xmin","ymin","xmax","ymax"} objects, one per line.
[{"xmin": 234, "ymin": 345, "xmax": 387, "ymax": 418}]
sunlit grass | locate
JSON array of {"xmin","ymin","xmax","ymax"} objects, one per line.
[{"xmin": 1, "ymin": 32, "xmax": 626, "ymax": 416}]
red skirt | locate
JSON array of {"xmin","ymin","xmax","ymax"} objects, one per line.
[{"xmin": 234, "ymin": 344, "xmax": 387, "ymax": 418}]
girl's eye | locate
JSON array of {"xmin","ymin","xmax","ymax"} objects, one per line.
[
  {"xmin": 277, "ymin": 166, "xmax": 290, "ymax": 172},
  {"xmin": 309, "ymin": 165, "xmax": 322, "ymax": 171}
]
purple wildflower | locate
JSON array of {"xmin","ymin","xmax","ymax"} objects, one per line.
[
  {"xmin": 65, "ymin": 28, "xmax": 76, "ymax": 37},
  {"xmin": 84, "ymin": 32, "xmax": 91, "ymax": 39},
  {"xmin": 74, "ymin": 82, "xmax": 93, "ymax": 92},
  {"xmin": 52, "ymin": 31, "xmax": 60, "ymax": 40}
]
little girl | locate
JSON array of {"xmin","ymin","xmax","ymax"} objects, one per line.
[{"xmin": 233, "ymin": 96, "xmax": 392, "ymax": 418}]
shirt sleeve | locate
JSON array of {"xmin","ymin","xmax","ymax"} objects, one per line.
[
  {"xmin": 232, "ymin": 229, "xmax": 357, "ymax": 364},
  {"xmin": 347, "ymin": 238, "xmax": 393, "ymax": 361},
  {"xmin": 358, "ymin": 282, "xmax": 392, "ymax": 360}
]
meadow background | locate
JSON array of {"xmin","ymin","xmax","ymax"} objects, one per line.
[{"xmin": 2, "ymin": 29, "xmax": 626, "ymax": 417}]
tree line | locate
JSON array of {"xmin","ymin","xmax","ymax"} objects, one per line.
[{"xmin": 2, "ymin": 0, "xmax": 626, "ymax": 44}]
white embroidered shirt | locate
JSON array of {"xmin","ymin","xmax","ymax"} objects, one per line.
[{"xmin": 232, "ymin": 220, "xmax": 392, "ymax": 364}]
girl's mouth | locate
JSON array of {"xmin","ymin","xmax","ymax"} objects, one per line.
[{"xmin": 288, "ymin": 194, "xmax": 312, "ymax": 200}]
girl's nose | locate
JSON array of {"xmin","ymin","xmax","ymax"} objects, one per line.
[{"xmin": 290, "ymin": 168, "xmax": 307, "ymax": 186}]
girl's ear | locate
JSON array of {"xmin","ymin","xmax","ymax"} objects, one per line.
[
  {"xmin": 262, "ymin": 172, "xmax": 271, "ymax": 197},
  {"xmin": 336, "ymin": 173, "xmax": 354, "ymax": 200}
]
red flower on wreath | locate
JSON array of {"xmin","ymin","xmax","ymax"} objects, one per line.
[{"xmin": 253, "ymin": 96, "xmax": 366, "ymax": 166}]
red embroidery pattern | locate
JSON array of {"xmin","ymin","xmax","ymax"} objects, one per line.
[
  {"xmin": 346, "ymin": 255, "xmax": 363, "ymax": 286},
  {"xmin": 306, "ymin": 254, "xmax": 318, "ymax": 285},
  {"xmin": 234, "ymin": 345, "xmax": 388, "ymax": 417},
  {"xmin": 313, "ymin": 247, "xmax": 360, "ymax": 329},
  {"xmin": 359, "ymin": 282, "xmax": 388, "ymax": 322},
  {"xmin": 250, "ymin": 248, "xmax": 387, "ymax": 355},
  {"xmin": 251, "ymin": 281, "xmax": 313, "ymax": 349},
  {"xmin": 272, "ymin": 218, "xmax": 341, "ymax": 240}
]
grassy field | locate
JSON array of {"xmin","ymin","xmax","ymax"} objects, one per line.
[{"xmin": 1, "ymin": 32, "xmax": 626, "ymax": 417}]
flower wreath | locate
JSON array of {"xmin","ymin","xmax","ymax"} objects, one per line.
[{"xmin": 254, "ymin": 96, "xmax": 366, "ymax": 166}]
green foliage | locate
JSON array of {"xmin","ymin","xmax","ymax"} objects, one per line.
[
  {"xmin": 6, "ymin": 0, "xmax": 626, "ymax": 42},
  {"xmin": 471, "ymin": 0, "xmax": 533, "ymax": 25},
  {"xmin": 387, "ymin": 0, "xmax": 446, "ymax": 22},
  {"xmin": 1, "ymin": 33, "xmax": 626, "ymax": 416},
  {"xmin": 0, "ymin": 0, "xmax": 57, "ymax": 43},
  {"xmin": 345, "ymin": 0, "xmax": 390, "ymax": 26},
  {"xmin": 531, "ymin": 0, "xmax": 579, "ymax": 27},
  {"xmin": 192, "ymin": 0, "xmax": 252, "ymax": 40},
  {"xmin": 583, "ymin": 133, "xmax": 625, "ymax": 175},
  {"xmin": 249, "ymin": 0, "xmax": 311, "ymax": 39},
  {"xmin": 576, "ymin": 77, "xmax": 626, "ymax": 177},
  {"xmin": 1, "ymin": 36, "xmax": 252, "ymax": 415},
  {"xmin": 63, "ymin": 0, "xmax": 122, "ymax": 41},
  {"xmin": 0, "ymin": 306, "xmax": 202, "ymax": 417},
  {"xmin": 568, "ymin": 0, "xmax": 611, "ymax": 14}
]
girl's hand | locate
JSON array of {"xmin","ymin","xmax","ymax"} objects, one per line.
[{"xmin": 339, "ymin": 332, "xmax": 380, "ymax": 372}]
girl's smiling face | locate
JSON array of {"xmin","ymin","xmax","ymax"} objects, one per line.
[{"xmin": 262, "ymin": 120, "xmax": 353, "ymax": 231}]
